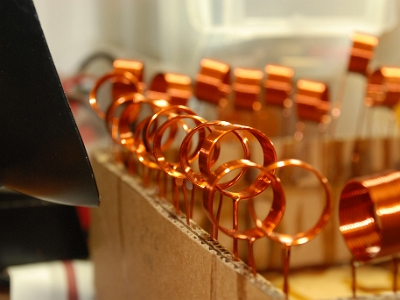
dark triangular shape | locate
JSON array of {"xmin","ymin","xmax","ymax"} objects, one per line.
[{"xmin": 0, "ymin": 0, "xmax": 99, "ymax": 206}]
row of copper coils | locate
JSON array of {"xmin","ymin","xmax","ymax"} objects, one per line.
[
  {"xmin": 87, "ymin": 32, "xmax": 400, "ymax": 298},
  {"xmin": 89, "ymin": 66, "xmax": 332, "ymax": 297}
]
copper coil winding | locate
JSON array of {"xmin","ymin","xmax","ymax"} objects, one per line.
[
  {"xmin": 365, "ymin": 67, "xmax": 400, "ymax": 108},
  {"xmin": 264, "ymin": 64, "xmax": 294, "ymax": 108},
  {"xmin": 348, "ymin": 32, "xmax": 378, "ymax": 77},
  {"xmin": 339, "ymin": 170, "xmax": 400, "ymax": 262}
]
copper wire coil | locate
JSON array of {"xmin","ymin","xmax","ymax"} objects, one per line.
[
  {"xmin": 89, "ymin": 70, "xmax": 139, "ymax": 119},
  {"xmin": 348, "ymin": 32, "xmax": 378, "ymax": 76},
  {"xmin": 294, "ymin": 79, "xmax": 330, "ymax": 124},
  {"xmin": 365, "ymin": 67, "xmax": 400, "ymax": 108},
  {"xmin": 112, "ymin": 59, "xmax": 145, "ymax": 95},
  {"xmin": 198, "ymin": 123, "xmax": 277, "ymax": 197},
  {"xmin": 251, "ymin": 159, "xmax": 332, "ymax": 247},
  {"xmin": 194, "ymin": 58, "xmax": 231, "ymax": 104},
  {"xmin": 179, "ymin": 121, "xmax": 249, "ymax": 190},
  {"xmin": 153, "ymin": 114, "xmax": 208, "ymax": 179},
  {"xmin": 264, "ymin": 64, "xmax": 294, "ymax": 107},
  {"xmin": 202, "ymin": 159, "xmax": 285, "ymax": 240},
  {"xmin": 104, "ymin": 92, "xmax": 145, "ymax": 145},
  {"xmin": 146, "ymin": 72, "xmax": 192, "ymax": 106},
  {"xmin": 339, "ymin": 170, "xmax": 400, "ymax": 262},
  {"xmin": 144, "ymin": 105, "xmax": 198, "ymax": 153},
  {"xmin": 232, "ymin": 67, "xmax": 263, "ymax": 111}
]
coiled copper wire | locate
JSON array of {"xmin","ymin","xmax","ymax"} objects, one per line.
[
  {"xmin": 89, "ymin": 70, "xmax": 139, "ymax": 119},
  {"xmin": 339, "ymin": 170, "xmax": 400, "ymax": 262},
  {"xmin": 365, "ymin": 67, "xmax": 400, "ymax": 108},
  {"xmin": 264, "ymin": 64, "xmax": 294, "ymax": 108},
  {"xmin": 146, "ymin": 72, "xmax": 192, "ymax": 106},
  {"xmin": 348, "ymin": 32, "xmax": 378, "ymax": 77},
  {"xmin": 202, "ymin": 159, "xmax": 286, "ymax": 275}
]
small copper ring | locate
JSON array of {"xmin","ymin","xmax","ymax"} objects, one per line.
[
  {"xmin": 89, "ymin": 70, "xmax": 139, "ymax": 119},
  {"xmin": 198, "ymin": 123, "xmax": 277, "ymax": 198},
  {"xmin": 339, "ymin": 170, "xmax": 400, "ymax": 262},
  {"xmin": 203, "ymin": 159, "xmax": 285, "ymax": 240},
  {"xmin": 179, "ymin": 121, "xmax": 248, "ymax": 190},
  {"xmin": 252, "ymin": 159, "xmax": 331, "ymax": 246},
  {"xmin": 153, "ymin": 114, "xmax": 208, "ymax": 178},
  {"xmin": 117, "ymin": 98, "xmax": 170, "ymax": 152},
  {"xmin": 104, "ymin": 92, "xmax": 145, "ymax": 145},
  {"xmin": 144, "ymin": 105, "xmax": 197, "ymax": 152}
]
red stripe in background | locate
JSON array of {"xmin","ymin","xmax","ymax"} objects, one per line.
[{"xmin": 63, "ymin": 261, "xmax": 79, "ymax": 300}]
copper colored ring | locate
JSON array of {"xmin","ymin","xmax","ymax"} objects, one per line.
[
  {"xmin": 133, "ymin": 116, "xmax": 160, "ymax": 170},
  {"xmin": 144, "ymin": 105, "xmax": 198, "ymax": 152},
  {"xmin": 203, "ymin": 159, "xmax": 285, "ymax": 240},
  {"xmin": 104, "ymin": 92, "xmax": 144, "ymax": 145},
  {"xmin": 179, "ymin": 121, "xmax": 249, "ymax": 190},
  {"xmin": 153, "ymin": 114, "xmax": 208, "ymax": 179},
  {"xmin": 198, "ymin": 123, "xmax": 277, "ymax": 198},
  {"xmin": 252, "ymin": 159, "xmax": 331, "ymax": 246},
  {"xmin": 339, "ymin": 170, "xmax": 400, "ymax": 262},
  {"xmin": 89, "ymin": 70, "xmax": 139, "ymax": 119},
  {"xmin": 117, "ymin": 98, "xmax": 170, "ymax": 152}
]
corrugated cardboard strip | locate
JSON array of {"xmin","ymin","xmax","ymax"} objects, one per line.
[{"xmin": 89, "ymin": 150, "xmax": 285, "ymax": 300}]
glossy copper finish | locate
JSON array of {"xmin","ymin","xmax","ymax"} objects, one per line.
[
  {"xmin": 339, "ymin": 170, "xmax": 400, "ymax": 297},
  {"xmin": 113, "ymin": 59, "xmax": 145, "ymax": 97},
  {"xmin": 365, "ymin": 67, "xmax": 400, "ymax": 108},
  {"xmin": 147, "ymin": 72, "xmax": 192, "ymax": 106},
  {"xmin": 339, "ymin": 170, "xmax": 400, "ymax": 262},
  {"xmin": 295, "ymin": 79, "xmax": 330, "ymax": 124},
  {"xmin": 251, "ymin": 159, "xmax": 331, "ymax": 296},
  {"xmin": 104, "ymin": 92, "xmax": 145, "ymax": 145},
  {"xmin": 264, "ymin": 64, "xmax": 294, "ymax": 107},
  {"xmin": 203, "ymin": 159, "xmax": 285, "ymax": 275},
  {"xmin": 194, "ymin": 58, "xmax": 231, "ymax": 104},
  {"xmin": 153, "ymin": 114, "xmax": 207, "ymax": 224},
  {"xmin": 198, "ymin": 123, "xmax": 277, "ymax": 259},
  {"xmin": 348, "ymin": 32, "xmax": 378, "ymax": 76},
  {"xmin": 232, "ymin": 67, "xmax": 263, "ymax": 111},
  {"xmin": 89, "ymin": 70, "xmax": 139, "ymax": 119}
]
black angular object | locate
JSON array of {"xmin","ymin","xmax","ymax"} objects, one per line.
[
  {"xmin": 0, "ymin": 190, "xmax": 89, "ymax": 270},
  {"xmin": 0, "ymin": 0, "xmax": 99, "ymax": 206}
]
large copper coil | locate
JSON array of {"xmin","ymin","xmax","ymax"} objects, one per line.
[{"xmin": 339, "ymin": 170, "xmax": 400, "ymax": 262}]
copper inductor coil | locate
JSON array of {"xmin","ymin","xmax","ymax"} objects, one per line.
[{"xmin": 339, "ymin": 170, "xmax": 400, "ymax": 262}]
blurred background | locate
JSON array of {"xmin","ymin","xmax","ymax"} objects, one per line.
[{"xmin": 33, "ymin": 0, "xmax": 400, "ymax": 140}]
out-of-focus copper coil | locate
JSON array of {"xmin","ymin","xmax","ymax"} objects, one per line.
[
  {"xmin": 365, "ymin": 67, "xmax": 400, "ymax": 108},
  {"xmin": 339, "ymin": 170, "xmax": 400, "ymax": 262},
  {"xmin": 89, "ymin": 70, "xmax": 139, "ymax": 119},
  {"xmin": 348, "ymin": 32, "xmax": 378, "ymax": 76},
  {"xmin": 264, "ymin": 64, "xmax": 294, "ymax": 107},
  {"xmin": 232, "ymin": 67, "xmax": 263, "ymax": 111},
  {"xmin": 146, "ymin": 72, "xmax": 192, "ymax": 106},
  {"xmin": 252, "ymin": 159, "xmax": 332, "ymax": 246},
  {"xmin": 104, "ymin": 92, "xmax": 144, "ymax": 146},
  {"xmin": 194, "ymin": 58, "xmax": 231, "ymax": 105},
  {"xmin": 113, "ymin": 59, "xmax": 145, "ymax": 97},
  {"xmin": 117, "ymin": 98, "xmax": 170, "ymax": 153},
  {"xmin": 202, "ymin": 159, "xmax": 285, "ymax": 274},
  {"xmin": 144, "ymin": 105, "xmax": 198, "ymax": 153},
  {"xmin": 295, "ymin": 79, "xmax": 330, "ymax": 124},
  {"xmin": 198, "ymin": 123, "xmax": 277, "ymax": 198}
]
